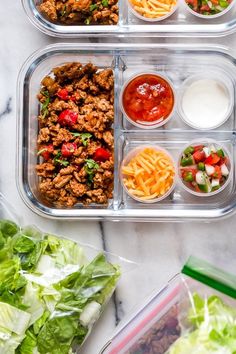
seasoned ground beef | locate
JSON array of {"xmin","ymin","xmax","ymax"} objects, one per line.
[
  {"xmin": 36, "ymin": 62, "xmax": 114, "ymax": 207},
  {"xmin": 127, "ymin": 306, "xmax": 181, "ymax": 354},
  {"xmin": 39, "ymin": 0, "xmax": 119, "ymax": 25}
]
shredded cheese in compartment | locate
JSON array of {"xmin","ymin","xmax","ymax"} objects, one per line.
[
  {"xmin": 122, "ymin": 147, "xmax": 175, "ymax": 201},
  {"xmin": 130, "ymin": 0, "xmax": 177, "ymax": 18}
]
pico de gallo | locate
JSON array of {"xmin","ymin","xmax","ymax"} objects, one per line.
[
  {"xmin": 122, "ymin": 74, "xmax": 175, "ymax": 127},
  {"xmin": 179, "ymin": 143, "xmax": 231, "ymax": 194},
  {"xmin": 185, "ymin": 0, "xmax": 232, "ymax": 16}
]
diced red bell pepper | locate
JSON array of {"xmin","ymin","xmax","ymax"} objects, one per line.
[
  {"xmin": 205, "ymin": 153, "xmax": 220, "ymax": 165},
  {"xmin": 57, "ymin": 88, "xmax": 69, "ymax": 101},
  {"xmin": 61, "ymin": 142, "xmax": 77, "ymax": 157},
  {"xmin": 93, "ymin": 148, "xmax": 111, "ymax": 162},
  {"xmin": 38, "ymin": 144, "xmax": 54, "ymax": 161},
  {"xmin": 193, "ymin": 150, "xmax": 205, "ymax": 163},
  {"xmin": 58, "ymin": 109, "xmax": 78, "ymax": 127}
]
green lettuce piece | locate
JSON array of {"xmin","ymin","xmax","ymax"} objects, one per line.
[
  {"xmin": 0, "ymin": 302, "xmax": 31, "ymax": 335},
  {"xmin": 12, "ymin": 230, "xmax": 45, "ymax": 271},
  {"xmin": 55, "ymin": 254, "xmax": 120, "ymax": 313},
  {"xmin": 168, "ymin": 293, "xmax": 236, "ymax": 354},
  {"xmin": 37, "ymin": 315, "xmax": 85, "ymax": 354},
  {"xmin": 0, "ymin": 220, "xmax": 19, "ymax": 238},
  {"xmin": 43, "ymin": 234, "xmax": 87, "ymax": 267},
  {"xmin": 0, "ymin": 327, "xmax": 25, "ymax": 354},
  {"xmin": 0, "ymin": 258, "xmax": 27, "ymax": 309},
  {"xmin": 16, "ymin": 329, "xmax": 37, "ymax": 354}
]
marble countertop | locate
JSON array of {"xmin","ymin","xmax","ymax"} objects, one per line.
[{"xmin": 1, "ymin": 2, "xmax": 236, "ymax": 353}]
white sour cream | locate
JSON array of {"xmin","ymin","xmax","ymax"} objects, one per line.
[{"xmin": 181, "ymin": 79, "xmax": 231, "ymax": 129}]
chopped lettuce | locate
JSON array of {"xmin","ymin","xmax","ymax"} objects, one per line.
[
  {"xmin": 0, "ymin": 219, "xmax": 120, "ymax": 353},
  {"xmin": 168, "ymin": 293, "xmax": 236, "ymax": 354}
]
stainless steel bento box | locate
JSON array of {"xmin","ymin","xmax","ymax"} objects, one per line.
[{"xmin": 17, "ymin": 43, "xmax": 236, "ymax": 221}]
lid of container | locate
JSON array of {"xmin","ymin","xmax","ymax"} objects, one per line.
[{"xmin": 100, "ymin": 256, "xmax": 236, "ymax": 353}]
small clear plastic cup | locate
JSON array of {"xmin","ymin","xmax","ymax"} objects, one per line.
[
  {"xmin": 178, "ymin": 139, "xmax": 233, "ymax": 197},
  {"xmin": 120, "ymin": 72, "xmax": 176, "ymax": 130},
  {"xmin": 178, "ymin": 72, "xmax": 234, "ymax": 130},
  {"xmin": 121, "ymin": 145, "xmax": 176, "ymax": 203},
  {"xmin": 127, "ymin": 0, "xmax": 179, "ymax": 22},
  {"xmin": 183, "ymin": 0, "xmax": 236, "ymax": 19}
]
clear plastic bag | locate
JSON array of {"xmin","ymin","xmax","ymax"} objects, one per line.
[
  {"xmin": 0, "ymin": 192, "xmax": 136, "ymax": 354},
  {"xmin": 101, "ymin": 256, "xmax": 236, "ymax": 354}
]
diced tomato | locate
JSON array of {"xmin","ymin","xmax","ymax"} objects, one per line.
[
  {"xmin": 193, "ymin": 145, "xmax": 204, "ymax": 152},
  {"xmin": 193, "ymin": 150, "xmax": 205, "ymax": 163},
  {"xmin": 205, "ymin": 153, "xmax": 220, "ymax": 165},
  {"xmin": 58, "ymin": 109, "xmax": 78, "ymax": 127},
  {"xmin": 145, "ymin": 106, "xmax": 166, "ymax": 122},
  {"xmin": 94, "ymin": 148, "xmax": 111, "ymax": 162},
  {"xmin": 219, "ymin": 156, "xmax": 229, "ymax": 166},
  {"xmin": 129, "ymin": 99, "xmax": 143, "ymax": 113},
  {"xmin": 38, "ymin": 144, "xmax": 54, "ymax": 161},
  {"xmin": 57, "ymin": 88, "xmax": 69, "ymax": 101},
  {"xmin": 61, "ymin": 142, "xmax": 77, "ymax": 157},
  {"xmin": 213, "ymin": 165, "xmax": 222, "ymax": 180},
  {"xmin": 211, "ymin": 0, "xmax": 219, "ymax": 5},
  {"xmin": 187, "ymin": 0, "xmax": 198, "ymax": 9}
]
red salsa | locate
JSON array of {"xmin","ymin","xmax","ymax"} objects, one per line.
[{"xmin": 122, "ymin": 74, "xmax": 174, "ymax": 126}]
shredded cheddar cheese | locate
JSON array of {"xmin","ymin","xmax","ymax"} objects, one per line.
[
  {"xmin": 130, "ymin": 0, "xmax": 177, "ymax": 19},
  {"xmin": 122, "ymin": 147, "xmax": 175, "ymax": 201}
]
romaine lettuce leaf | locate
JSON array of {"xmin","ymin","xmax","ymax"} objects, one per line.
[
  {"xmin": 0, "ymin": 302, "xmax": 30, "ymax": 335},
  {"xmin": 0, "ymin": 219, "xmax": 121, "ymax": 354}
]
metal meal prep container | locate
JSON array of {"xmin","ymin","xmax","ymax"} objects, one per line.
[
  {"xmin": 17, "ymin": 43, "xmax": 236, "ymax": 221},
  {"xmin": 22, "ymin": 0, "xmax": 236, "ymax": 37}
]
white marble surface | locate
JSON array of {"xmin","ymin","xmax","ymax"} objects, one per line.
[{"xmin": 1, "ymin": 2, "xmax": 236, "ymax": 353}]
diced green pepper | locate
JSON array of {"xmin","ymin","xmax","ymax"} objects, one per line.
[
  {"xmin": 212, "ymin": 185, "xmax": 220, "ymax": 191},
  {"xmin": 181, "ymin": 156, "xmax": 194, "ymax": 167},
  {"xmin": 198, "ymin": 162, "xmax": 205, "ymax": 171},
  {"xmin": 184, "ymin": 146, "xmax": 194, "ymax": 155},
  {"xmin": 217, "ymin": 149, "xmax": 225, "ymax": 158},
  {"xmin": 183, "ymin": 172, "xmax": 194, "ymax": 182},
  {"xmin": 198, "ymin": 184, "xmax": 209, "ymax": 193}
]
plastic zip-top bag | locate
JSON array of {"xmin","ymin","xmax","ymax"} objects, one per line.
[
  {"xmin": 0, "ymin": 193, "xmax": 136, "ymax": 354},
  {"xmin": 100, "ymin": 256, "xmax": 236, "ymax": 354}
]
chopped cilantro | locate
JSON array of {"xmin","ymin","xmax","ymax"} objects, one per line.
[
  {"xmin": 102, "ymin": 0, "xmax": 109, "ymax": 7},
  {"xmin": 54, "ymin": 152, "xmax": 69, "ymax": 167},
  {"xmin": 90, "ymin": 4, "xmax": 98, "ymax": 11},
  {"xmin": 41, "ymin": 90, "xmax": 50, "ymax": 119},
  {"xmin": 71, "ymin": 132, "xmax": 92, "ymax": 146},
  {"xmin": 84, "ymin": 159, "xmax": 99, "ymax": 185}
]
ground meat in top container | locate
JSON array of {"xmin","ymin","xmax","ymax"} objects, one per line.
[
  {"xmin": 39, "ymin": 0, "xmax": 119, "ymax": 25},
  {"xmin": 36, "ymin": 62, "xmax": 114, "ymax": 207},
  {"xmin": 127, "ymin": 305, "xmax": 181, "ymax": 354}
]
